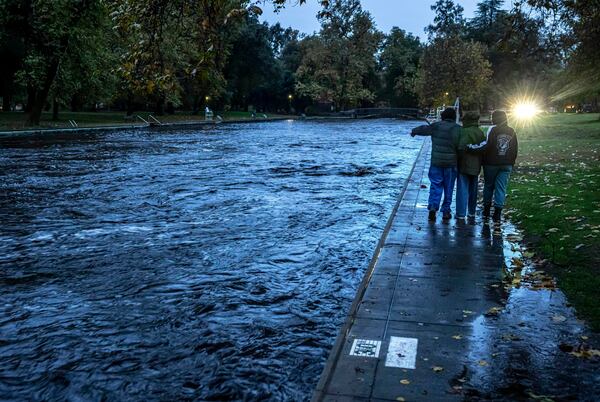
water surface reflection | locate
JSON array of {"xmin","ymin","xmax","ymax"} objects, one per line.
[{"xmin": 0, "ymin": 120, "xmax": 422, "ymax": 400}]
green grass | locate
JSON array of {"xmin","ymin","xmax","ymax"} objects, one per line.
[
  {"xmin": 0, "ymin": 110, "xmax": 293, "ymax": 131},
  {"xmin": 507, "ymin": 112, "xmax": 600, "ymax": 330}
]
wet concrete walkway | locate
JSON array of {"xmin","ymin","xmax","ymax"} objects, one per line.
[{"xmin": 313, "ymin": 141, "xmax": 599, "ymax": 401}]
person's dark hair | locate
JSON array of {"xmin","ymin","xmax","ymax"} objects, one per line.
[
  {"xmin": 440, "ymin": 107, "xmax": 456, "ymax": 121},
  {"xmin": 462, "ymin": 111, "xmax": 480, "ymax": 125},
  {"xmin": 492, "ymin": 110, "xmax": 508, "ymax": 126}
]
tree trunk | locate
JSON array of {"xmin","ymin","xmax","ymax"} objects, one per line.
[
  {"xmin": 192, "ymin": 94, "xmax": 200, "ymax": 115},
  {"xmin": 52, "ymin": 97, "xmax": 59, "ymax": 121},
  {"xmin": 25, "ymin": 86, "xmax": 36, "ymax": 113},
  {"xmin": 26, "ymin": 58, "xmax": 60, "ymax": 126},
  {"xmin": 126, "ymin": 92, "xmax": 135, "ymax": 116},
  {"xmin": 2, "ymin": 93, "xmax": 11, "ymax": 111},
  {"xmin": 154, "ymin": 95, "xmax": 165, "ymax": 116},
  {"xmin": 70, "ymin": 93, "xmax": 84, "ymax": 112}
]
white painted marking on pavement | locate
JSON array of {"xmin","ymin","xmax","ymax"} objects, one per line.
[
  {"xmin": 349, "ymin": 339, "xmax": 382, "ymax": 358},
  {"xmin": 385, "ymin": 336, "xmax": 418, "ymax": 369}
]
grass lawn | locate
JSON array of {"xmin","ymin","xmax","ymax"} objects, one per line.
[
  {"xmin": 507, "ymin": 112, "xmax": 600, "ymax": 330},
  {"xmin": 0, "ymin": 110, "xmax": 294, "ymax": 131}
]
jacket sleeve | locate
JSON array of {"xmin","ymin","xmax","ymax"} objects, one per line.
[
  {"xmin": 467, "ymin": 125, "xmax": 493, "ymax": 154},
  {"xmin": 411, "ymin": 124, "xmax": 434, "ymax": 136}
]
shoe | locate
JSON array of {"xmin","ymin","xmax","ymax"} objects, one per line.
[
  {"xmin": 442, "ymin": 212, "xmax": 452, "ymax": 221},
  {"xmin": 492, "ymin": 207, "xmax": 502, "ymax": 223},
  {"xmin": 428, "ymin": 210, "xmax": 436, "ymax": 221},
  {"xmin": 483, "ymin": 203, "xmax": 492, "ymax": 218}
]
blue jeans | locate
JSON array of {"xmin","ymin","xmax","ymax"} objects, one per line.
[
  {"xmin": 483, "ymin": 165, "xmax": 512, "ymax": 208},
  {"xmin": 456, "ymin": 173, "xmax": 479, "ymax": 218},
  {"xmin": 428, "ymin": 166, "xmax": 457, "ymax": 214}
]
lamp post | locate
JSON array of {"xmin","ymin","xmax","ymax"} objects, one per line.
[{"xmin": 288, "ymin": 94, "xmax": 293, "ymax": 113}]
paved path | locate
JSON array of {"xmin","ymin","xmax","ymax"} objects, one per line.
[{"xmin": 313, "ymin": 141, "xmax": 599, "ymax": 401}]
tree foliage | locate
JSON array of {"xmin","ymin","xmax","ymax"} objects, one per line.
[
  {"xmin": 224, "ymin": 17, "xmax": 297, "ymax": 111},
  {"xmin": 525, "ymin": 0, "xmax": 600, "ymax": 103},
  {"xmin": 0, "ymin": 0, "xmax": 597, "ymax": 124},
  {"xmin": 295, "ymin": 0, "xmax": 382, "ymax": 110},
  {"xmin": 0, "ymin": 0, "xmax": 110, "ymax": 125},
  {"xmin": 415, "ymin": 37, "xmax": 492, "ymax": 108},
  {"xmin": 426, "ymin": 0, "xmax": 466, "ymax": 39},
  {"xmin": 378, "ymin": 28, "xmax": 422, "ymax": 107},
  {"xmin": 464, "ymin": 0, "xmax": 560, "ymax": 108}
]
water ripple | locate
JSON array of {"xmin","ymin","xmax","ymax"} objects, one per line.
[{"xmin": 0, "ymin": 119, "xmax": 422, "ymax": 401}]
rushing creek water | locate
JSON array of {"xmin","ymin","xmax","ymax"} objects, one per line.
[{"xmin": 0, "ymin": 119, "xmax": 423, "ymax": 401}]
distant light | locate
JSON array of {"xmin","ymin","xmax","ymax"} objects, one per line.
[
  {"xmin": 288, "ymin": 94, "xmax": 293, "ymax": 100},
  {"xmin": 513, "ymin": 102, "xmax": 539, "ymax": 120}
]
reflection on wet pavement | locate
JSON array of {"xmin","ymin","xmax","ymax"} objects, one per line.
[
  {"xmin": 465, "ymin": 223, "xmax": 599, "ymax": 401},
  {"xmin": 0, "ymin": 120, "xmax": 423, "ymax": 400},
  {"xmin": 315, "ymin": 144, "xmax": 599, "ymax": 401}
]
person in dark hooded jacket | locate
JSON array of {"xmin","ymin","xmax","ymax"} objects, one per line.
[
  {"xmin": 411, "ymin": 107, "xmax": 460, "ymax": 221},
  {"xmin": 468, "ymin": 110, "xmax": 518, "ymax": 222}
]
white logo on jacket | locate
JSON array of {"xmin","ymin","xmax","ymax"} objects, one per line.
[{"xmin": 496, "ymin": 134, "xmax": 512, "ymax": 156}]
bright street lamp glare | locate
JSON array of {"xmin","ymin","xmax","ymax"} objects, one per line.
[{"xmin": 513, "ymin": 102, "xmax": 539, "ymax": 119}]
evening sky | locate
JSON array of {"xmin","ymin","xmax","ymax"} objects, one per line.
[{"xmin": 260, "ymin": 0, "xmax": 511, "ymax": 39}]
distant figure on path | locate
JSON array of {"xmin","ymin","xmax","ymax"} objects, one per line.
[
  {"xmin": 411, "ymin": 108, "xmax": 460, "ymax": 221},
  {"xmin": 456, "ymin": 111, "xmax": 486, "ymax": 220},
  {"xmin": 468, "ymin": 110, "xmax": 519, "ymax": 222}
]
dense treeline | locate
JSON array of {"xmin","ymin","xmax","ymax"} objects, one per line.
[{"xmin": 0, "ymin": 0, "xmax": 597, "ymax": 125}]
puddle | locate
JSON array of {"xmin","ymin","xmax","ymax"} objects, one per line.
[{"xmin": 463, "ymin": 221, "xmax": 599, "ymax": 400}]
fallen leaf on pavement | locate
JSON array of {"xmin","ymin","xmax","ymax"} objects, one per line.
[
  {"xmin": 452, "ymin": 335, "xmax": 462, "ymax": 340},
  {"xmin": 552, "ymin": 314, "xmax": 567, "ymax": 323},
  {"xmin": 432, "ymin": 366, "xmax": 444, "ymax": 373},
  {"xmin": 478, "ymin": 360, "xmax": 488, "ymax": 366},
  {"xmin": 400, "ymin": 379, "xmax": 410, "ymax": 385}
]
